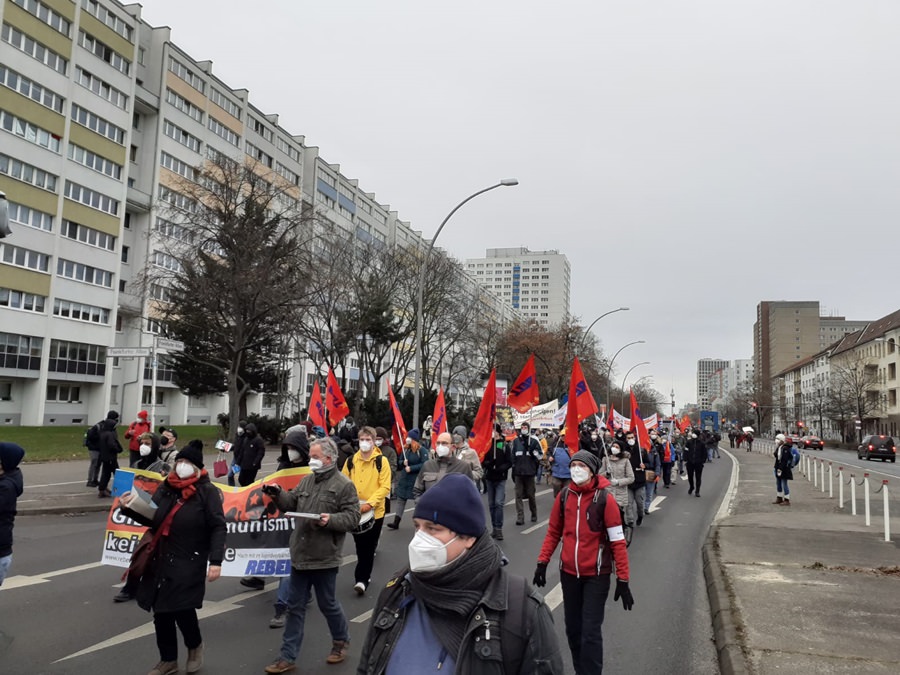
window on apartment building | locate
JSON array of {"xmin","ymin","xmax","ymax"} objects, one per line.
[
  {"xmin": 48, "ymin": 339, "xmax": 106, "ymax": 376},
  {"xmin": 56, "ymin": 258, "xmax": 114, "ymax": 287},
  {"xmin": 141, "ymin": 387, "xmax": 165, "ymax": 405},
  {"xmin": 0, "ymin": 109, "xmax": 62, "ymax": 152},
  {"xmin": 1, "ymin": 242, "xmax": 50, "ymax": 271},
  {"xmin": 61, "ymin": 219, "xmax": 116, "ymax": 250},
  {"xmin": 78, "ymin": 30, "xmax": 130, "ymax": 75},
  {"xmin": 46, "ymin": 384, "xmax": 81, "ymax": 403},
  {"xmin": 68, "ymin": 144, "xmax": 123, "ymax": 179},
  {"xmin": 0, "ymin": 288, "xmax": 46, "ymax": 313},
  {"xmin": 0, "ymin": 64, "xmax": 65, "ymax": 113},
  {"xmin": 71, "ymin": 105, "xmax": 125, "ymax": 144},
  {"xmin": 1, "ymin": 23, "xmax": 68, "ymax": 74}
]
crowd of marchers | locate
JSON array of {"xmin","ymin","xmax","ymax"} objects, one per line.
[{"xmin": 5, "ymin": 410, "xmax": 744, "ymax": 675}]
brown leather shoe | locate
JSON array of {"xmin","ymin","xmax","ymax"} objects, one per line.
[
  {"xmin": 264, "ymin": 658, "xmax": 296, "ymax": 674},
  {"xmin": 326, "ymin": 640, "xmax": 349, "ymax": 664},
  {"xmin": 772, "ymin": 496, "xmax": 783, "ymax": 504}
]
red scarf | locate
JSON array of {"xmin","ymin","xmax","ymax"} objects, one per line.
[{"xmin": 166, "ymin": 468, "xmax": 206, "ymax": 501}]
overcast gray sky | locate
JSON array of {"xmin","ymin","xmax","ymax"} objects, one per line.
[{"xmin": 140, "ymin": 0, "xmax": 900, "ymax": 409}]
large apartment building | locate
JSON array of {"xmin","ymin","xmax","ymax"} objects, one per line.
[
  {"xmin": 0, "ymin": 0, "xmax": 511, "ymax": 426},
  {"xmin": 696, "ymin": 358, "xmax": 729, "ymax": 408},
  {"xmin": 465, "ymin": 247, "xmax": 571, "ymax": 326}
]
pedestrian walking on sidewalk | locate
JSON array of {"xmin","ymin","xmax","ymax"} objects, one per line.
[
  {"xmin": 534, "ymin": 450, "xmax": 633, "ymax": 674},
  {"xmin": 684, "ymin": 428, "xmax": 707, "ymax": 497},
  {"xmin": 96, "ymin": 410, "xmax": 123, "ymax": 498},
  {"xmin": 773, "ymin": 435, "xmax": 798, "ymax": 506},
  {"xmin": 0, "ymin": 442, "xmax": 25, "ymax": 588}
]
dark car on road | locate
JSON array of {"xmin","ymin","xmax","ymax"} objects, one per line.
[
  {"xmin": 799, "ymin": 436, "xmax": 824, "ymax": 450},
  {"xmin": 857, "ymin": 435, "xmax": 896, "ymax": 462}
]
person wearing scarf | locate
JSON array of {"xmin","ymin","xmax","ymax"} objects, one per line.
[
  {"xmin": 120, "ymin": 440, "xmax": 226, "ymax": 675},
  {"xmin": 356, "ymin": 473, "xmax": 563, "ymax": 674}
]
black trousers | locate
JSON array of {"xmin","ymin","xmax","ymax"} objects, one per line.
[
  {"xmin": 154, "ymin": 608, "xmax": 202, "ymax": 662},
  {"xmin": 352, "ymin": 517, "xmax": 384, "ymax": 586},
  {"xmin": 227, "ymin": 468, "xmax": 259, "ymax": 487},
  {"xmin": 561, "ymin": 572, "xmax": 610, "ymax": 675},
  {"xmin": 98, "ymin": 457, "xmax": 118, "ymax": 491},
  {"xmin": 686, "ymin": 463, "xmax": 704, "ymax": 493}
]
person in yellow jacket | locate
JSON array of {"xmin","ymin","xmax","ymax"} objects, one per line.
[{"xmin": 342, "ymin": 425, "xmax": 392, "ymax": 596}]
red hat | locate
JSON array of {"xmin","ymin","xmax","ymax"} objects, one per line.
[{"xmin": 138, "ymin": 410, "xmax": 149, "ymax": 419}]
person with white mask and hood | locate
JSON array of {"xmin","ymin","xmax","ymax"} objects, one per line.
[
  {"xmin": 356, "ymin": 473, "xmax": 563, "ymax": 674},
  {"xmin": 412, "ymin": 432, "xmax": 472, "ymax": 499}
]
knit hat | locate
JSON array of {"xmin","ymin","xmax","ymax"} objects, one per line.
[
  {"xmin": 0, "ymin": 442, "xmax": 25, "ymax": 472},
  {"xmin": 375, "ymin": 426, "xmax": 389, "ymax": 440},
  {"xmin": 137, "ymin": 410, "xmax": 148, "ymax": 420},
  {"xmin": 107, "ymin": 410, "xmax": 119, "ymax": 421},
  {"xmin": 311, "ymin": 425, "xmax": 326, "ymax": 439},
  {"xmin": 414, "ymin": 473, "xmax": 485, "ymax": 537},
  {"xmin": 408, "ymin": 428, "xmax": 421, "ymax": 442},
  {"xmin": 175, "ymin": 440, "xmax": 204, "ymax": 468},
  {"xmin": 570, "ymin": 450, "xmax": 601, "ymax": 476}
]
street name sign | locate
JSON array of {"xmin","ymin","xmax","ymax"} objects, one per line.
[{"xmin": 108, "ymin": 347, "xmax": 151, "ymax": 358}]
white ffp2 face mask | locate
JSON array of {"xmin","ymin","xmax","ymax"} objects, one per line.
[
  {"xmin": 408, "ymin": 529, "xmax": 458, "ymax": 572},
  {"xmin": 308, "ymin": 458, "xmax": 325, "ymax": 472},
  {"xmin": 570, "ymin": 466, "xmax": 591, "ymax": 485},
  {"xmin": 139, "ymin": 444, "xmax": 152, "ymax": 457},
  {"xmin": 435, "ymin": 444, "xmax": 450, "ymax": 458},
  {"xmin": 174, "ymin": 462, "xmax": 195, "ymax": 479},
  {"xmin": 359, "ymin": 440, "xmax": 373, "ymax": 452},
  {"xmin": 287, "ymin": 449, "xmax": 301, "ymax": 463}
]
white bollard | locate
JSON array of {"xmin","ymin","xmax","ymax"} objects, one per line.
[
  {"xmin": 820, "ymin": 460, "xmax": 826, "ymax": 493},
  {"xmin": 813, "ymin": 458, "xmax": 818, "ymax": 488},
  {"xmin": 864, "ymin": 473, "xmax": 871, "ymax": 527},
  {"xmin": 883, "ymin": 481, "xmax": 891, "ymax": 542},
  {"xmin": 851, "ymin": 474, "xmax": 857, "ymax": 516},
  {"xmin": 839, "ymin": 467, "xmax": 844, "ymax": 508},
  {"xmin": 828, "ymin": 462, "xmax": 833, "ymax": 498}
]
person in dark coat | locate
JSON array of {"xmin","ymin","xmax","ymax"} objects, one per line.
[
  {"xmin": 684, "ymin": 428, "xmax": 707, "ymax": 497},
  {"xmin": 773, "ymin": 435, "xmax": 796, "ymax": 506},
  {"xmin": 386, "ymin": 429, "xmax": 425, "ymax": 530},
  {"xmin": 120, "ymin": 441, "xmax": 226, "ymax": 675},
  {"xmin": 0, "ymin": 442, "xmax": 25, "ymax": 588},
  {"xmin": 480, "ymin": 424, "xmax": 513, "ymax": 540},
  {"xmin": 230, "ymin": 421, "xmax": 266, "ymax": 486},
  {"xmin": 97, "ymin": 410, "xmax": 123, "ymax": 498},
  {"xmin": 135, "ymin": 432, "xmax": 162, "ymax": 471}
]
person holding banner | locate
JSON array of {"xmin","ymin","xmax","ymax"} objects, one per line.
[
  {"xmin": 262, "ymin": 436, "xmax": 360, "ymax": 673},
  {"xmin": 119, "ymin": 441, "xmax": 226, "ymax": 675}
]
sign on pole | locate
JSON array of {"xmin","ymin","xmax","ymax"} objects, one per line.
[
  {"xmin": 156, "ymin": 337, "xmax": 185, "ymax": 352},
  {"xmin": 107, "ymin": 347, "xmax": 151, "ymax": 358}
]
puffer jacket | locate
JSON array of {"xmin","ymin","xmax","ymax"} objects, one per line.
[
  {"xmin": 273, "ymin": 464, "xmax": 360, "ymax": 570},
  {"xmin": 538, "ymin": 474, "xmax": 630, "ymax": 581},
  {"xmin": 599, "ymin": 453, "xmax": 635, "ymax": 509}
]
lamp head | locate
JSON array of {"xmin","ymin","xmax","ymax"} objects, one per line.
[{"xmin": 500, "ymin": 178, "xmax": 519, "ymax": 186}]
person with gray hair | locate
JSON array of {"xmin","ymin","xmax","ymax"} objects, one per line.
[
  {"xmin": 451, "ymin": 425, "xmax": 483, "ymax": 484},
  {"xmin": 261, "ymin": 436, "xmax": 361, "ymax": 673}
]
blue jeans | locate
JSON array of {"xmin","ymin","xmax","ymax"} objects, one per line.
[
  {"xmin": 275, "ymin": 576, "xmax": 290, "ymax": 610},
  {"xmin": 486, "ymin": 479, "xmax": 507, "ymax": 529},
  {"xmin": 0, "ymin": 554, "xmax": 11, "ymax": 586},
  {"xmin": 776, "ymin": 471, "xmax": 791, "ymax": 497},
  {"xmin": 280, "ymin": 567, "xmax": 349, "ymax": 663},
  {"xmin": 644, "ymin": 479, "xmax": 656, "ymax": 511}
]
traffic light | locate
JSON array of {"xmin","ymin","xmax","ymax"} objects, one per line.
[
  {"xmin": 0, "ymin": 191, "xmax": 10, "ymax": 239},
  {"xmin": 750, "ymin": 401, "xmax": 758, "ymax": 409}
]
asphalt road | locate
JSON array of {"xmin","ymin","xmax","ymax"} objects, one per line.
[{"xmin": 1, "ymin": 459, "xmax": 731, "ymax": 674}]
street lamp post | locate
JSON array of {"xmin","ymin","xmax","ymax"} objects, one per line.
[
  {"xmin": 605, "ymin": 340, "xmax": 645, "ymax": 409},
  {"xmin": 577, "ymin": 307, "xmax": 629, "ymax": 353},
  {"xmin": 411, "ymin": 179, "xmax": 518, "ymax": 428},
  {"xmin": 620, "ymin": 362, "xmax": 651, "ymax": 410}
]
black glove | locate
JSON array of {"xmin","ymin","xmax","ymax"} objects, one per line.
[
  {"xmin": 261, "ymin": 483, "xmax": 281, "ymax": 497},
  {"xmin": 614, "ymin": 578, "xmax": 634, "ymax": 610},
  {"xmin": 532, "ymin": 562, "xmax": 547, "ymax": 588}
]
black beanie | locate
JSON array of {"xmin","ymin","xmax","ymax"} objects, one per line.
[
  {"xmin": 175, "ymin": 440, "xmax": 204, "ymax": 468},
  {"xmin": 107, "ymin": 410, "xmax": 119, "ymax": 421},
  {"xmin": 414, "ymin": 473, "xmax": 485, "ymax": 537}
]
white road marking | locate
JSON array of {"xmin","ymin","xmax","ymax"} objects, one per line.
[
  {"xmin": 544, "ymin": 582, "xmax": 563, "ymax": 611},
  {"xmin": 506, "ymin": 488, "xmax": 552, "ymax": 506},
  {"xmin": 715, "ymin": 449, "xmax": 740, "ymax": 522},
  {"xmin": 647, "ymin": 495, "xmax": 667, "ymax": 513},
  {"xmin": 0, "ymin": 561, "xmax": 103, "ymax": 591},
  {"xmin": 352, "ymin": 609, "xmax": 374, "ymax": 623},
  {"xmin": 25, "ymin": 480, "xmax": 86, "ymax": 489},
  {"xmin": 522, "ymin": 518, "xmax": 549, "ymax": 534}
]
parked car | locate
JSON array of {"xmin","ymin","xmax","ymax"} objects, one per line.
[
  {"xmin": 799, "ymin": 436, "xmax": 824, "ymax": 450},
  {"xmin": 788, "ymin": 434, "xmax": 804, "ymax": 447},
  {"xmin": 857, "ymin": 435, "xmax": 896, "ymax": 462}
]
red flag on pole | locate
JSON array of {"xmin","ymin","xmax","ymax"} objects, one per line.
[
  {"xmin": 386, "ymin": 382, "xmax": 408, "ymax": 452},
  {"xmin": 629, "ymin": 388, "xmax": 651, "ymax": 450},
  {"xmin": 325, "ymin": 367, "xmax": 350, "ymax": 427},
  {"xmin": 432, "ymin": 388, "xmax": 448, "ymax": 440},
  {"xmin": 565, "ymin": 357, "xmax": 599, "ymax": 454},
  {"xmin": 308, "ymin": 379, "xmax": 327, "ymax": 431},
  {"xmin": 508, "ymin": 354, "xmax": 540, "ymax": 413},
  {"xmin": 678, "ymin": 414, "xmax": 692, "ymax": 433},
  {"xmin": 469, "ymin": 369, "xmax": 498, "ymax": 460},
  {"xmin": 606, "ymin": 403, "xmax": 616, "ymax": 431}
]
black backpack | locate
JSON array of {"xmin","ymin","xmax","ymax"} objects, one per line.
[
  {"xmin": 558, "ymin": 485, "xmax": 610, "ymax": 532},
  {"xmin": 344, "ymin": 453, "xmax": 384, "ymax": 475},
  {"xmin": 84, "ymin": 422, "xmax": 102, "ymax": 449}
]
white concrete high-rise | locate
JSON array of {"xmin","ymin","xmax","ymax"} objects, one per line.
[{"xmin": 465, "ymin": 247, "xmax": 571, "ymax": 326}]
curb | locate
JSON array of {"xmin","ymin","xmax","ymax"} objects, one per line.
[
  {"xmin": 702, "ymin": 524, "xmax": 752, "ymax": 675},
  {"xmin": 20, "ymin": 502, "xmax": 112, "ymax": 516}
]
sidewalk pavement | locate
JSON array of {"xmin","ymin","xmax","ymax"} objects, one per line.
[{"xmin": 705, "ymin": 442, "xmax": 900, "ymax": 675}]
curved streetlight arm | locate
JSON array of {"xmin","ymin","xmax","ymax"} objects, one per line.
[
  {"xmin": 412, "ymin": 180, "xmax": 518, "ymax": 427},
  {"xmin": 605, "ymin": 340, "xmax": 645, "ymax": 408},
  {"xmin": 578, "ymin": 307, "xmax": 629, "ymax": 353},
  {"xmin": 620, "ymin": 363, "xmax": 651, "ymax": 409}
]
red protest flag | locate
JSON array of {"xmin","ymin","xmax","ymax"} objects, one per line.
[
  {"xmin": 629, "ymin": 388, "xmax": 652, "ymax": 451},
  {"xmin": 565, "ymin": 357, "xmax": 599, "ymax": 454},
  {"xmin": 679, "ymin": 414, "xmax": 692, "ymax": 433},
  {"xmin": 432, "ymin": 388, "xmax": 448, "ymax": 440},
  {"xmin": 325, "ymin": 367, "xmax": 350, "ymax": 427},
  {"xmin": 508, "ymin": 354, "xmax": 540, "ymax": 413},
  {"xmin": 308, "ymin": 379, "xmax": 327, "ymax": 430},
  {"xmin": 469, "ymin": 369, "xmax": 498, "ymax": 460},
  {"xmin": 606, "ymin": 403, "xmax": 616, "ymax": 431},
  {"xmin": 386, "ymin": 382, "xmax": 408, "ymax": 452}
]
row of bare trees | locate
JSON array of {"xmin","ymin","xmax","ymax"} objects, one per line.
[{"xmin": 140, "ymin": 154, "xmax": 667, "ymax": 428}]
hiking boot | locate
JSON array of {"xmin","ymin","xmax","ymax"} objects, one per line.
[
  {"xmin": 326, "ymin": 640, "xmax": 349, "ymax": 664},
  {"xmin": 772, "ymin": 496, "xmax": 783, "ymax": 504},
  {"xmin": 530, "ymin": 514, "xmax": 538, "ymax": 523},
  {"xmin": 781, "ymin": 498, "xmax": 791, "ymax": 506},
  {"xmin": 113, "ymin": 590, "xmax": 135, "ymax": 603},
  {"xmin": 264, "ymin": 658, "xmax": 296, "ymax": 674},
  {"xmin": 239, "ymin": 576, "xmax": 265, "ymax": 591},
  {"xmin": 147, "ymin": 661, "xmax": 178, "ymax": 675},
  {"xmin": 493, "ymin": 528, "xmax": 504, "ymax": 541},
  {"xmin": 98, "ymin": 489, "xmax": 112, "ymax": 498},
  {"xmin": 185, "ymin": 643, "xmax": 203, "ymax": 673},
  {"xmin": 385, "ymin": 517, "xmax": 400, "ymax": 530},
  {"xmin": 269, "ymin": 607, "xmax": 286, "ymax": 629}
]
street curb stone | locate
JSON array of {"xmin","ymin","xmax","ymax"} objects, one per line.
[{"xmin": 703, "ymin": 524, "xmax": 752, "ymax": 675}]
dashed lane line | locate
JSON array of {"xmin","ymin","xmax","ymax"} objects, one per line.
[
  {"xmin": 0, "ymin": 561, "xmax": 103, "ymax": 591},
  {"xmin": 522, "ymin": 518, "xmax": 549, "ymax": 534}
]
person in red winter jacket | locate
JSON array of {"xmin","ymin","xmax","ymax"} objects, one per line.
[
  {"xmin": 533, "ymin": 450, "xmax": 633, "ymax": 675},
  {"xmin": 124, "ymin": 410, "xmax": 151, "ymax": 468}
]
